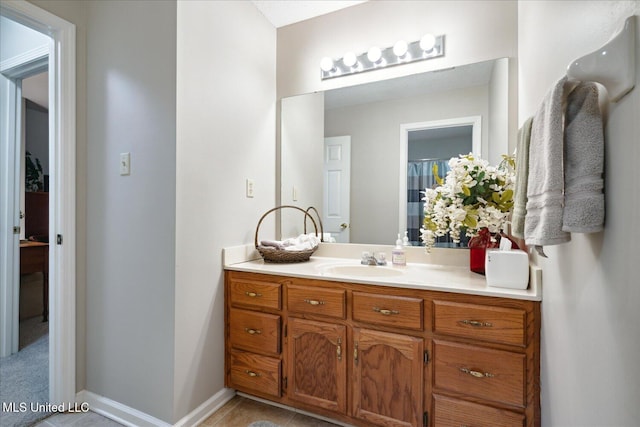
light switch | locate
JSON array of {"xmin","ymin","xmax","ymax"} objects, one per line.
[
  {"xmin": 246, "ymin": 179, "xmax": 255, "ymax": 198},
  {"xmin": 293, "ymin": 186, "xmax": 298, "ymax": 201},
  {"xmin": 120, "ymin": 152, "xmax": 130, "ymax": 176}
]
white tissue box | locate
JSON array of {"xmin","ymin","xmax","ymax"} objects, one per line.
[{"xmin": 485, "ymin": 249, "xmax": 530, "ymax": 290}]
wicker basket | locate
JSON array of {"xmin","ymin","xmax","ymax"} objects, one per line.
[
  {"xmin": 303, "ymin": 206, "xmax": 324, "ymax": 240},
  {"xmin": 255, "ymin": 205, "xmax": 320, "ymax": 263}
]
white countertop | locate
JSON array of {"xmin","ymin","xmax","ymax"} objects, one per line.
[{"xmin": 223, "ymin": 243, "xmax": 542, "ymax": 301}]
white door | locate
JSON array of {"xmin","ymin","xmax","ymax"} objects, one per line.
[{"xmin": 323, "ymin": 136, "xmax": 350, "ymax": 243}]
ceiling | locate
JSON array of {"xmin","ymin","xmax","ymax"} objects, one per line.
[{"xmin": 251, "ymin": 0, "xmax": 366, "ymax": 28}]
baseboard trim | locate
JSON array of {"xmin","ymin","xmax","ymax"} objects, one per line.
[
  {"xmin": 76, "ymin": 388, "xmax": 236, "ymax": 427},
  {"xmin": 174, "ymin": 387, "xmax": 236, "ymax": 427},
  {"xmin": 76, "ymin": 390, "xmax": 172, "ymax": 427}
]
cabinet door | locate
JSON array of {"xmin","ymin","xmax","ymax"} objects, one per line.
[
  {"xmin": 288, "ymin": 318, "xmax": 347, "ymax": 414},
  {"xmin": 352, "ymin": 328, "xmax": 423, "ymax": 427}
]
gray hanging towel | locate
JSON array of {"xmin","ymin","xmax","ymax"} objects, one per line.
[
  {"xmin": 562, "ymin": 82, "xmax": 605, "ymax": 232},
  {"xmin": 525, "ymin": 76, "xmax": 571, "ymax": 247}
]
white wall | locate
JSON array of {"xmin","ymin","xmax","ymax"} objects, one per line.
[
  {"xmin": 325, "ymin": 85, "xmax": 488, "ymax": 244},
  {"xmin": 488, "ymin": 57, "xmax": 510, "ymax": 165},
  {"xmin": 280, "ymin": 92, "xmax": 324, "ymax": 238},
  {"xmin": 0, "ymin": 15, "xmax": 49, "ymax": 62},
  {"xmin": 85, "ymin": 0, "xmax": 177, "ymax": 422},
  {"xmin": 518, "ymin": 2, "xmax": 640, "ymax": 426},
  {"xmin": 175, "ymin": 0, "xmax": 276, "ymax": 421},
  {"xmin": 277, "ymin": 0, "xmax": 517, "ymax": 98}
]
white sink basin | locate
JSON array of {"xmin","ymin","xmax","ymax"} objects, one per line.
[{"xmin": 321, "ymin": 264, "xmax": 406, "ymax": 278}]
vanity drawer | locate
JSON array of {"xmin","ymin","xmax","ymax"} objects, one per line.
[
  {"xmin": 287, "ymin": 285, "xmax": 346, "ymax": 319},
  {"xmin": 433, "ymin": 300, "xmax": 526, "ymax": 346},
  {"xmin": 433, "ymin": 394, "xmax": 525, "ymax": 427},
  {"xmin": 229, "ymin": 350, "xmax": 281, "ymax": 398},
  {"xmin": 229, "ymin": 308, "xmax": 281, "ymax": 356},
  {"xmin": 433, "ymin": 340, "xmax": 526, "ymax": 408},
  {"xmin": 353, "ymin": 292, "xmax": 423, "ymax": 330},
  {"xmin": 229, "ymin": 277, "xmax": 281, "ymax": 310}
]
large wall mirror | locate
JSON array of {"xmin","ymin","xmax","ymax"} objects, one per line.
[{"xmin": 280, "ymin": 57, "xmax": 512, "ymax": 246}]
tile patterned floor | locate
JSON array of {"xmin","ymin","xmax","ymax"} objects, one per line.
[{"xmin": 32, "ymin": 395, "xmax": 341, "ymax": 427}]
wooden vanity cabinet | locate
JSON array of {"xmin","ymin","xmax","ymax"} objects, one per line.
[
  {"xmin": 288, "ymin": 317, "xmax": 347, "ymax": 413},
  {"xmin": 224, "ymin": 270, "xmax": 540, "ymax": 427},
  {"xmin": 225, "ymin": 273, "xmax": 284, "ymax": 400},
  {"xmin": 352, "ymin": 327, "xmax": 424, "ymax": 427}
]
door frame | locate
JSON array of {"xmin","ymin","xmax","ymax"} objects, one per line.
[
  {"xmin": 398, "ymin": 116, "xmax": 481, "ymax": 235},
  {"xmin": 0, "ymin": 0, "xmax": 76, "ymax": 405}
]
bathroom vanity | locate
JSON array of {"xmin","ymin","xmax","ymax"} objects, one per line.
[{"xmin": 224, "ymin": 245, "xmax": 541, "ymax": 427}]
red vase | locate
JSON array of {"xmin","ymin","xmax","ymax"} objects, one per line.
[
  {"xmin": 468, "ymin": 228, "xmax": 499, "ymax": 275},
  {"xmin": 468, "ymin": 229, "xmax": 520, "ymax": 275}
]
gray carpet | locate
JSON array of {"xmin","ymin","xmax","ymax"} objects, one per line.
[{"xmin": 0, "ymin": 332, "xmax": 50, "ymax": 427}]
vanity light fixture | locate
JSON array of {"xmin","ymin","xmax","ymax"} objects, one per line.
[
  {"xmin": 367, "ymin": 46, "xmax": 383, "ymax": 64},
  {"xmin": 393, "ymin": 40, "xmax": 409, "ymax": 59},
  {"xmin": 343, "ymin": 51, "xmax": 358, "ymax": 68},
  {"xmin": 320, "ymin": 57, "xmax": 336, "ymax": 73},
  {"xmin": 320, "ymin": 33, "xmax": 444, "ymax": 80},
  {"xmin": 419, "ymin": 34, "xmax": 437, "ymax": 53}
]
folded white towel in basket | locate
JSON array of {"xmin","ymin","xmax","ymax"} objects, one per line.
[
  {"xmin": 283, "ymin": 233, "xmax": 321, "ymax": 251},
  {"xmin": 261, "ymin": 233, "xmax": 321, "ymax": 251}
]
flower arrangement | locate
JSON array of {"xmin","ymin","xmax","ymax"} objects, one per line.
[{"xmin": 420, "ymin": 153, "xmax": 515, "ymax": 251}]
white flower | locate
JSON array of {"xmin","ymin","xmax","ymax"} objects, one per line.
[{"xmin": 421, "ymin": 153, "xmax": 515, "ymax": 251}]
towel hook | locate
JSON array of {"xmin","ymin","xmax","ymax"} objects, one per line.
[{"xmin": 567, "ymin": 15, "xmax": 636, "ymax": 102}]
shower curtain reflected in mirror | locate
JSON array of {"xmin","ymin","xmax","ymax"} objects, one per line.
[{"xmin": 407, "ymin": 158, "xmax": 459, "ymax": 246}]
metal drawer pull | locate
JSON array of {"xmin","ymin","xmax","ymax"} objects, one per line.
[
  {"xmin": 304, "ymin": 299, "xmax": 325, "ymax": 306},
  {"xmin": 337, "ymin": 338, "xmax": 342, "ymax": 362},
  {"xmin": 245, "ymin": 370, "xmax": 260, "ymax": 377},
  {"xmin": 461, "ymin": 319, "xmax": 493, "ymax": 327},
  {"xmin": 460, "ymin": 367, "xmax": 495, "ymax": 378},
  {"xmin": 373, "ymin": 307, "xmax": 399, "ymax": 316},
  {"xmin": 245, "ymin": 291, "xmax": 262, "ymax": 298},
  {"xmin": 244, "ymin": 328, "xmax": 262, "ymax": 335}
]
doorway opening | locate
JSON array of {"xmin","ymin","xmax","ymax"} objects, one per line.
[{"xmin": 399, "ymin": 116, "xmax": 481, "ymax": 245}]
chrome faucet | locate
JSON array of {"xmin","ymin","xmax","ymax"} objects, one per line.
[{"xmin": 361, "ymin": 251, "xmax": 387, "ymax": 266}]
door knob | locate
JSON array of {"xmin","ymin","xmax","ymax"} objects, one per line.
[{"xmin": 340, "ymin": 223, "xmax": 348, "ymax": 230}]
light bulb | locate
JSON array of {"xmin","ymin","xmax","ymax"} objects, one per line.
[
  {"xmin": 343, "ymin": 51, "xmax": 358, "ymax": 68},
  {"xmin": 393, "ymin": 40, "xmax": 408, "ymax": 57},
  {"xmin": 367, "ymin": 46, "xmax": 382, "ymax": 63},
  {"xmin": 320, "ymin": 57, "xmax": 335, "ymax": 72},
  {"xmin": 420, "ymin": 34, "xmax": 436, "ymax": 52}
]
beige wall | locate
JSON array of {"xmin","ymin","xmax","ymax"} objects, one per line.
[
  {"xmin": 277, "ymin": 0, "xmax": 518, "ymax": 98},
  {"xmin": 27, "ymin": 0, "xmax": 277, "ymax": 423},
  {"xmin": 280, "ymin": 92, "xmax": 324, "ymax": 238},
  {"xmin": 518, "ymin": 2, "xmax": 640, "ymax": 425},
  {"xmin": 175, "ymin": 0, "xmax": 276, "ymax": 421}
]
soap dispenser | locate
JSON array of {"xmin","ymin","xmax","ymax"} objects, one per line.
[
  {"xmin": 403, "ymin": 231, "xmax": 410, "ymax": 246},
  {"xmin": 392, "ymin": 234, "xmax": 406, "ymax": 266}
]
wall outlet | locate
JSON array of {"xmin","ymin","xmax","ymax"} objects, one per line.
[
  {"xmin": 246, "ymin": 179, "xmax": 255, "ymax": 198},
  {"xmin": 120, "ymin": 152, "xmax": 130, "ymax": 175}
]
